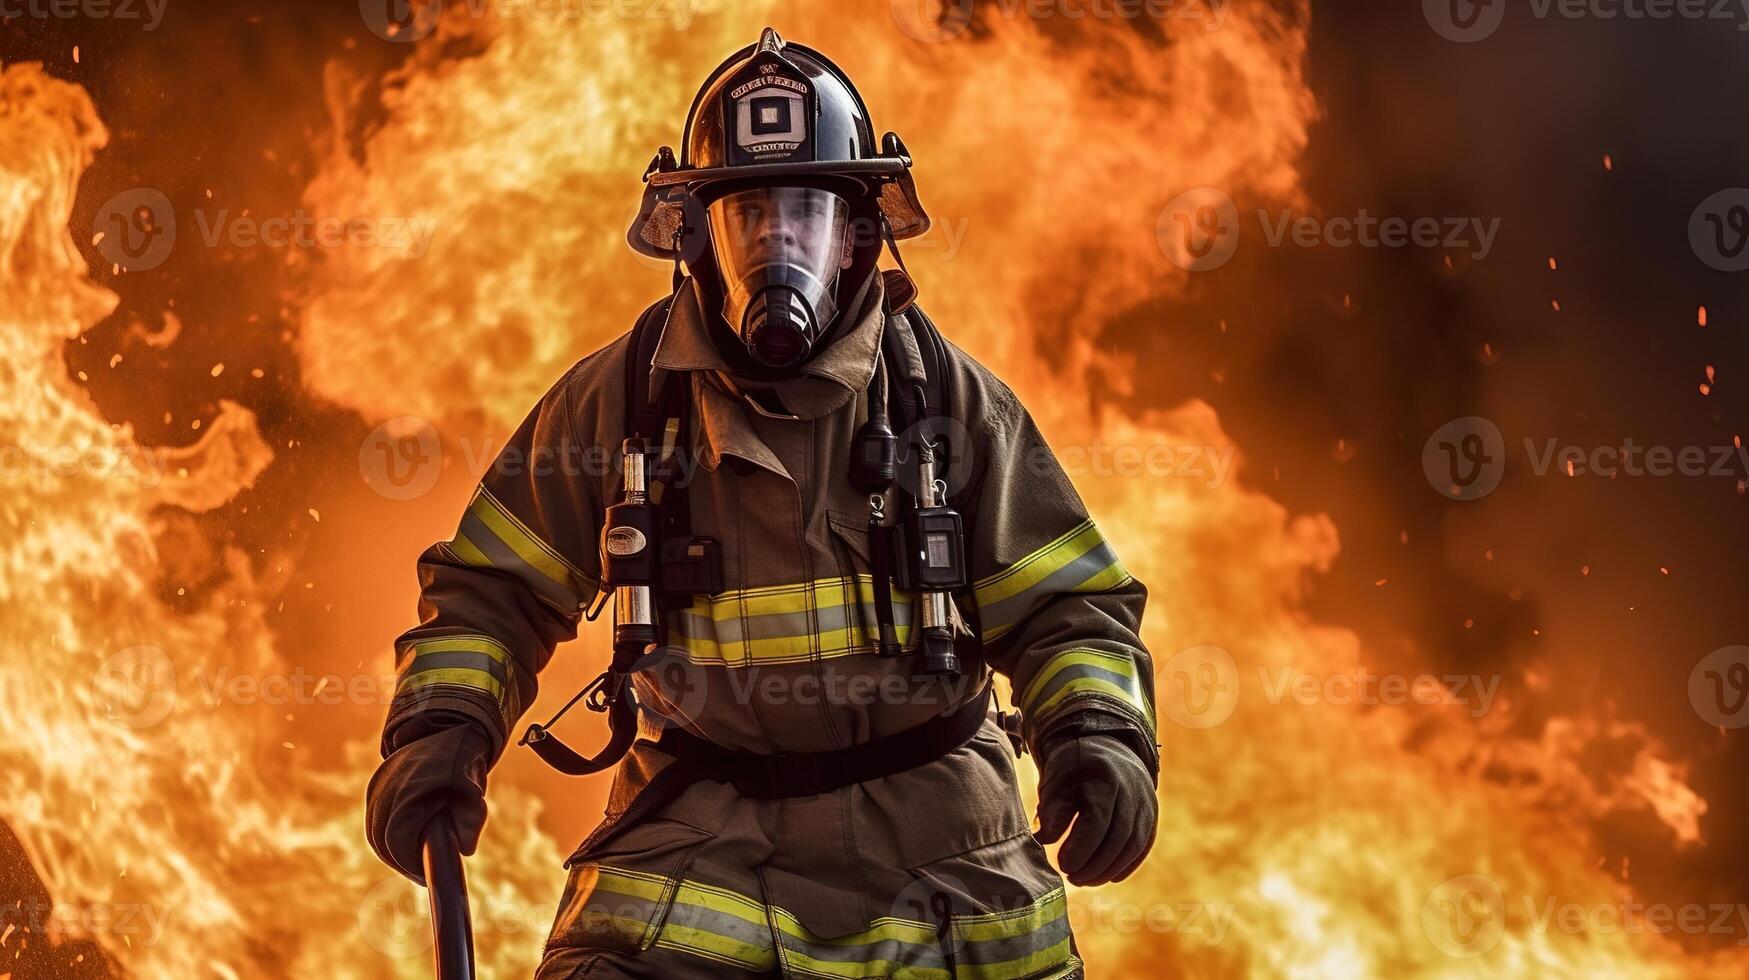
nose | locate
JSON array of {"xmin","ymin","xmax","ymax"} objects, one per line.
[{"xmin": 755, "ymin": 215, "xmax": 796, "ymax": 248}]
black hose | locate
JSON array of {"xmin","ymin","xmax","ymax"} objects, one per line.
[{"xmin": 421, "ymin": 815, "xmax": 476, "ymax": 980}]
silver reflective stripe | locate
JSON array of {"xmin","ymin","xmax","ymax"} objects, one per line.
[
  {"xmin": 978, "ymin": 539, "xmax": 1123, "ymax": 640},
  {"xmin": 455, "ymin": 506, "xmax": 581, "ymax": 613}
]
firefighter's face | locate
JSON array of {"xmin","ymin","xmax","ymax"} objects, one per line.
[
  {"xmin": 705, "ymin": 185, "xmax": 855, "ymax": 367},
  {"xmin": 706, "ymin": 186, "xmax": 853, "ymax": 280}
]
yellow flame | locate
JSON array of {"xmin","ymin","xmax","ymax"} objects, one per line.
[{"xmin": 3, "ymin": 1, "xmax": 1747, "ymax": 977}]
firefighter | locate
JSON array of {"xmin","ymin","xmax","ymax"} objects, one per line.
[{"xmin": 366, "ymin": 28, "xmax": 1158, "ymax": 979}]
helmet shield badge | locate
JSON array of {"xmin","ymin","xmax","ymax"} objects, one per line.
[{"xmin": 706, "ymin": 186, "xmax": 850, "ymax": 369}]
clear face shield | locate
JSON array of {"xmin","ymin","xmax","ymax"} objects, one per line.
[{"xmin": 705, "ymin": 185, "xmax": 852, "ymax": 369}]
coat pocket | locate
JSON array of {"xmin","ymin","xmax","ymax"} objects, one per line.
[{"xmin": 543, "ymin": 815, "xmax": 716, "ymax": 959}]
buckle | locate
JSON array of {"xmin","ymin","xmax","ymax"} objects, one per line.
[{"xmin": 996, "ymin": 708, "xmax": 1027, "ymax": 758}]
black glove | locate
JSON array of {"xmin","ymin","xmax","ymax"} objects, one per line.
[
  {"xmin": 1033, "ymin": 732, "xmax": 1158, "ymax": 887},
  {"xmin": 365, "ymin": 711, "xmax": 493, "ymax": 884}
]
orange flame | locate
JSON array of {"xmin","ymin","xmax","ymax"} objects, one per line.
[{"xmin": 4, "ymin": 1, "xmax": 1748, "ymax": 977}]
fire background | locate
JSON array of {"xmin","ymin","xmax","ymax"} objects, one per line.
[{"xmin": 5, "ymin": 0, "xmax": 1749, "ymax": 976}]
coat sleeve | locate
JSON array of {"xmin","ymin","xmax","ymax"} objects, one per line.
[
  {"xmin": 947, "ymin": 344, "xmax": 1159, "ymax": 777},
  {"xmin": 379, "ymin": 358, "xmax": 612, "ymax": 760}
]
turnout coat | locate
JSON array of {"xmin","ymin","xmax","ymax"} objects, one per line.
[{"xmin": 380, "ymin": 274, "xmax": 1157, "ymax": 979}]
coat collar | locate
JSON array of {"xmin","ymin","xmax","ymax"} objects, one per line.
[{"xmin": 651, "ymin": 273, "xmax": 885, "ymax": 421}]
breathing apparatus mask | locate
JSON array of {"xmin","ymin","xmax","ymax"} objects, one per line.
[{"xmin": 704, "ymin": 184, "xmax": 854, "ymax": 370}]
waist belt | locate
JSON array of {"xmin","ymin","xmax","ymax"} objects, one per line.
[
  {"xmin": 568, "ymin": 683, "xmax": 999, "ymax": 862},
  {"xmin": 659, "ymin": 683, "xmax": 993, "ymax": 799}
]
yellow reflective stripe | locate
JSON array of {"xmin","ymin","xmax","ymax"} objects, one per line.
[
  {"xmin": 972, "ymin": 520, "xmax": 1104, "ymax": 606},
  {"xmin": 583, "ymin": 864, "xmax": 1072, "ymax": 980},
  {"xmin": 446, "ymin": 532, "xmax": 493, "ymax": 569},
  {"xmin": 954, "ymin": 885, "xmax": 1067, "ymax": 943},
  {"xmin": 1020, "ymin": 650, "xmax": 1153, "ymax": 729},
  {"xmin": 396, "ymin": 668, "xmax": 504, "ymax": 701},
  {"xmin": 653, "ymin": 931, "xmax": 772, "ymax": 971},
  {"xmin": 672, "ymin": 878, "xmax": 769, "ymax": 927},
  {"xmin": 670, "ymin": 575, "xmax": 916, "ymax": 666},
  {"xmin": 771, "ymin": 910, "xmax": 938, "ymax": 946},
  {"xmin": 780, "ymin": 954, "xmax": 949, "ymax": 980},
  {"xmin": 406, "ymin": 634, "xmax": 511, "ymax": 663},
  {"xmin": 469, "ymin": 487, "xmax": 594, "ymax": 597},
  {"xmin": 962, "ymin": 938, "xmax": 1077, "ymax": 980},
  {"xmin": 973, "ymin": 521, "xmax": 1131, "ymax": 643},
  {"xmin": 655, "ymin": 876, "xmax": 777, "ymax": 970},
  {"xmin": 595, "ymin": 867, "xmax": 667, "ymax": 901}
]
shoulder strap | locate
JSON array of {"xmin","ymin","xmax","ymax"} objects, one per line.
[
  {"xmin": 624, "ymin": 294, "xmax": 677, "ymax": 442},
  {"xmin": 902, "ymin": 304, "xmax": 951, "ymax": 433},
  {"xmin": 622, "ymin": 293, "xmax": 697, "ymax": 607}
]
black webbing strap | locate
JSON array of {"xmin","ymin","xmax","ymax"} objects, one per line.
[
  {"xmin": 520, "ymin": 295, "xmax": 676, "ymax": 778},
  {"xmin": 656, "ymin": 683, "xmax": 993, "ymax": 799},
  {"xmin": 570, "ymin": 685, "xmax": 996, "ymax": 858},
  {"xmin": 623, "ymin": 296, "xmax": 673, "ymax": 443}
]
